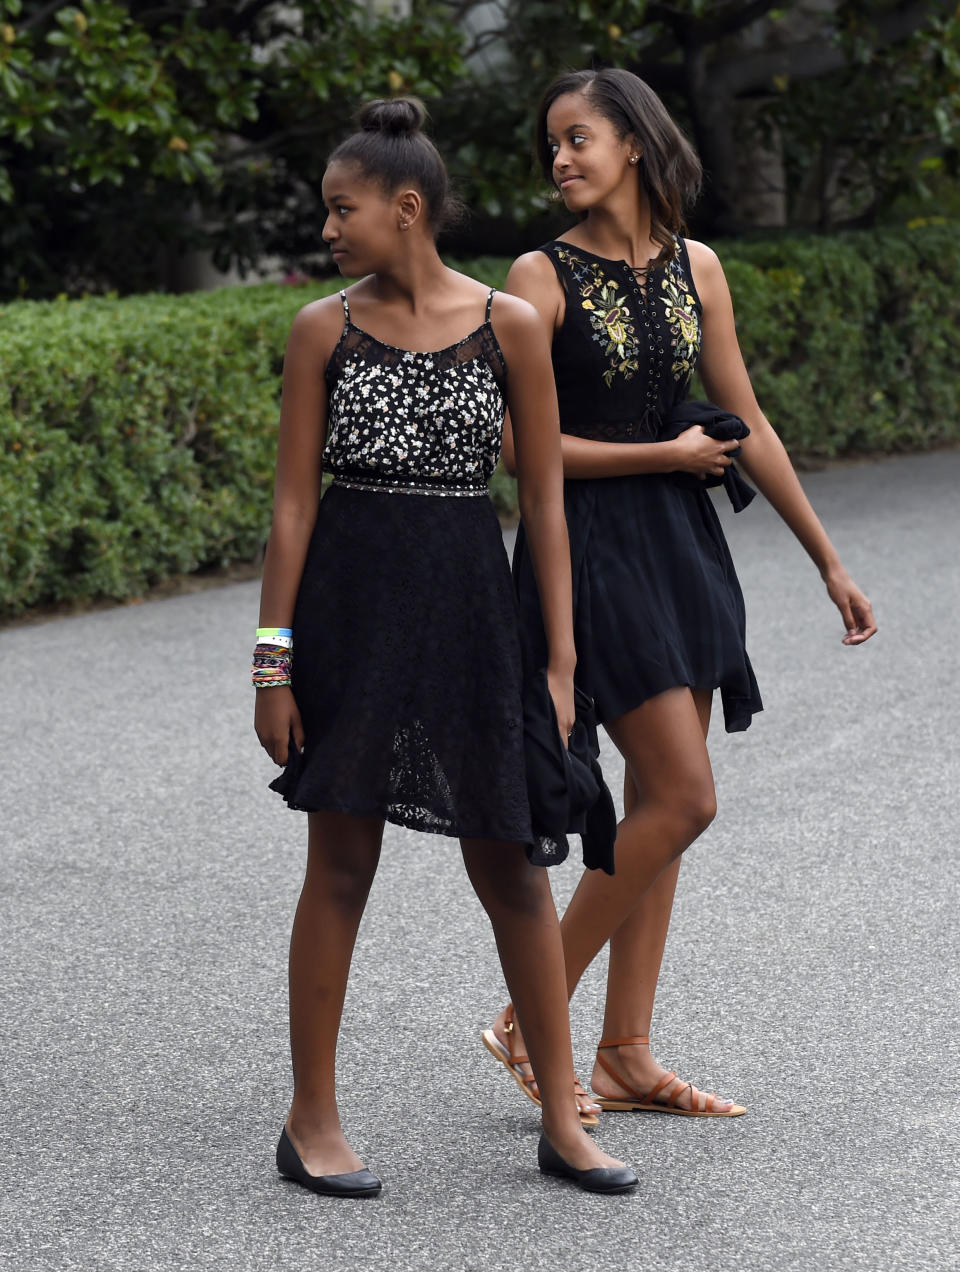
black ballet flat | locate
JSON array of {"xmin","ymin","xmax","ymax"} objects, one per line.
[
  {"xmin": 537, "ymin": 1134, "xmax": 639, "ymax": 1194},
  {"xmin": 276, "ymin": 1127, "xmax": 382, "ymax": 1198}
]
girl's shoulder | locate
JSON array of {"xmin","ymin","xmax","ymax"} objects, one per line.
[
  {"xmin": 286, "ymin": 288, "xmax": 353, "ymax": 362},
  {"xmin": 503, "ymin": 249, "xmax": 564, "ymax": 298},
  {"xmin": 681, "ymin": 237, "xmax": 723, "ymax": 274},
  {"xmin": 488, "ymin": 288, "xmax": 547, "ymax": 336},
  {"xmin": 679, "ymin": 237, "xmax": 729, "ymax": 311}
]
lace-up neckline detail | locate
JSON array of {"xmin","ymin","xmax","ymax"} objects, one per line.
[{"xmin": 537, "ymin": 237, "xmax": 702, "ymax": 443}]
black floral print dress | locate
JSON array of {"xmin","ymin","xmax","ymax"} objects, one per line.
[
  {"xmin": 270, "ymin": 289, "xmax": 533, "ymax": 842},
  {"xmin": 513, "ymin": 239, "xmax": 762, "ymax": 732}
]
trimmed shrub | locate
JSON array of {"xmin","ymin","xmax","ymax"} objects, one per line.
[
  {"xmin": 0, "ymin": 282, "xmax": 335, "ymax": 615},
  {"xmin": 1, "ymin": 226, "xmax": 957, "ymax": 617},
  {"xmin": 717, "ymin": 223, "xmax": 960, "ymax": 455}
]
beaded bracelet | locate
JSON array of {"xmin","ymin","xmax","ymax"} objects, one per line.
[{"xmin": 252, "ymin": 642, "xmax": 293, "ymax": 688}]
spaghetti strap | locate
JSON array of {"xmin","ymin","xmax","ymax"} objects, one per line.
[
  {"xmin": 339, "ymin": 289, "xmax": 350, "ymax": 323},
  {"xmin": 485, "ymin": 288, "xmax": 496, "ymax": 322}
]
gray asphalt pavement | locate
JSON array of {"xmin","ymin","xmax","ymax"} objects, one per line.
[{"xmin": 2, "ymin": 451, "xmax": 958, "ymax": 1272}]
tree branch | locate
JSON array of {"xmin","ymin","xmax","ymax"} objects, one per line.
[
  {"xmin": 20, "ymin": 1, "xmax": 70, "ymax": 32},
  {"xmin": 711, "ymin": 0, "xmax": 940, "ymax": 96},
  {"xmin": 223, "ymin": 117, "xmax": 331, "ymax": 165},
  {"xmin": 226, "ymin": 0, "xmax": 280, "ymax": 37},
  {"xmin": 702, "ymin": 0, "xmax": 782, "ymax": 43},
  {"xmin": 646, "ymin": 0, "xmax": 779, "ymax": 44}
]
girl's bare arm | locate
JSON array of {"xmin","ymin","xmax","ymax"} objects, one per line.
[
  {"xmin": 255, "ymin": 297, "xmax": 342, "ymax": 764},
  {"xmin": 688, "ymin": 239, "xmax": 876, "ymax": 644},
  {"xmin": 494, "ymin": 292, "xmax": 576, "ymax": 737}
]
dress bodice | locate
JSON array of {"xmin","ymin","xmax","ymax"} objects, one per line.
[
  {"xmin": 323, "ymin": 290, "xmax": 507, "ymax": 494},
  {"xmin": 539, "ymin": 238, "xmax": 702, "ymax": 442}
]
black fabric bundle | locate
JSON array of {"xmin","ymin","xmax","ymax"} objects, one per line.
[
  {"xmin": 659, "ymin": 400, "xmax": 757, "ymax": 513},
  {"xmin": 522, "ymin": 669, "xmax": 617, "ymax": 875}
]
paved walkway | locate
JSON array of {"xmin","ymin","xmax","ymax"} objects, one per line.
[{"xmin": 1, "ymin": 452, "xmax": 958, "ymax": 1271}]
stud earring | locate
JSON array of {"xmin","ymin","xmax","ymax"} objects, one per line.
[
  {"xmin": 629, "ymin": 155, "xmax": 640, "ymax": 165},
  {"xmin": 399, "ymin": 220, "xmax": 409, "ymax": 229}
]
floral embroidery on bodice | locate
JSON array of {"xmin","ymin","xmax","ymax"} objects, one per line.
[
  {"xmin": 658, "ymin": 262, "xmax": 700, "ymax": 379},
  {"xmin": 323, "ymin": 289, "xmax": 507, "ymax": 492},
  {"xmin": 554, "ymin": 247, "xmax": 642, "ymax": 388},
  {"xmin": 541, "ymin": 238, "xmax": 703, "ymax": 442}
]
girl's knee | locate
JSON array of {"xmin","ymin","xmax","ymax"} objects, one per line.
[
  {"xmin": 315, "ymin": 854, "xmax": 378, "ymax": 906},
  {"xmin": 643, "ymin": 781, "xmax": 716, "ymax": 844},
  {"xmin": 305, "ymin": 814, "xmax": 381, "ymax": 906},
  {"xmin": 462, "ymin": 842, "xmax": 553, "ymax": 920},
  {"xmin": 677, "ymin": 784, "xmax": 717, "ymax": 840}
]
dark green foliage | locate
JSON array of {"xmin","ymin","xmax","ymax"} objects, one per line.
[
  {"xmin": 0, "ymin": 0, "xmax": 465, "ymax": 299},
  {"xmin": 718, "ymin": 223, "xmax": 960, "ymax": 454},
  {"xmin": 3, "ymin": 2, "xmax": 957, "ymax": 296},
  {"xmin": 2, "ymin": 226, "xmax": 957, "ymax": 617},
  {"xmin": 0, "ymin": 280, "xmax": 339, "ymax": 614}
]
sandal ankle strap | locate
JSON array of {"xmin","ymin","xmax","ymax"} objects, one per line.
[
  {"xmin": 503, "ymin": 1003, "xmax": 530, "ymax": 1065},
  {"xmin": 597, "ymin": 1035, "xmax": 650, "ymax": 1049}
]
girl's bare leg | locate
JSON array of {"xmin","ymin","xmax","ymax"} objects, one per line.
[
  {"xmin": 460, "ymin": 838, "xmax": 624, "ymax": 1171},
  {"xmin": 490, "ymin": 687, "xmax": 717, "ymax": 1107},
  {"xmin": 559, "ymin": 688, "xmax": 716, "ymax": 983},
  {"xmin": 591, "ymin": 689, "xmax": 736, "ymax": 1109},
  {"xmin": 285, "ymin": 810, "xmax": 384, "ymax": 1175}
]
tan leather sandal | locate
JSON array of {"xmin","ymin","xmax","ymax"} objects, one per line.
[
  {"xmin": 593, "ymin": 1035, "xmax": 746, "ymax": 1117},
  {"xmin": 481, "ymin": 1004, "xmax": 600, "ymax": 1127}
]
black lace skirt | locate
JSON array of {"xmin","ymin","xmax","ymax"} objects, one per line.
[
  {"xmin": 269, "ymin": 484, "xmax": 533, "ymax": 842},
  {"xmin": 514, "ymin": 474, "xmax": 762, "ymax": 733}
]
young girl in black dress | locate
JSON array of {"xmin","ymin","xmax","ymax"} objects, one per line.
[
  {"xmin": 253, "ymin": 98, "xmax": 636, "ymax": 1196},
  {"xmin": 484, "ymin": 69, "xmax": 877, "ymax": 1120}
]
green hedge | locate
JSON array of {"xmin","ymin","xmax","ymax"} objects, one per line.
[
  {"xmin": 715, "ymin": 223, "xmax": 960, "ymax": 455},
  {"xmin": 1, "ymin": 227, "xmax": 957, "ymax": 617},
  {"xmin": 1, "ymin": 283, "xmax": 318, "ymax": 617}
]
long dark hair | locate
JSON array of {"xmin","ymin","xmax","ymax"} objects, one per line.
[
  {"xmin": 329, "ymin": 98, "xmax": 463, "ymax": 234},
  {"xmin": 535, "ymin": 69, "xmax": 702, "ymax": 267}
]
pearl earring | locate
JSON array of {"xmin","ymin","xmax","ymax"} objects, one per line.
[{"xmin": 629, "ymin": 155, "xmax": 639, "ymax": 165}]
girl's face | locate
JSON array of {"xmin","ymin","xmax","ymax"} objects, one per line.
[
  {"xmin": 321, "ymin": 160, "xmax": 405, "ymax": 275},
  {"xmin": 545, "ymin": 91, "xmax": 638, "ymax": 213}
]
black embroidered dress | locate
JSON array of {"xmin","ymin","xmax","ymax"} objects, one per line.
[
  {"xmin": 513, "ymin": 239, "xmax": 762, "ymax": 732},
  {"xmin": 270, "ymin": 290, "xmax": 533, "ymax": 842}
]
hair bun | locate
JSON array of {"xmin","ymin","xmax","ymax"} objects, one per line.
[{"xmin": 358, "ymin": 97, "xmax": 426, "ymax": 137}]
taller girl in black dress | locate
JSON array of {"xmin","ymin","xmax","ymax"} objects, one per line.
[
  {"xmin": 253, "ymin": 98, "xmax": 635, "ymax": 1196},
  {"xmin": 484, "ymin": 69, "xmax": 876, "ymax": 1119}
]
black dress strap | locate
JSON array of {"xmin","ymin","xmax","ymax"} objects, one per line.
[
  {"xmin": 485, "ymin": 288, "xmax": 496, "ymax": 322},
  {"xmin": 339, "ymin": 289, "xmax": 350, "ymax": 323}
]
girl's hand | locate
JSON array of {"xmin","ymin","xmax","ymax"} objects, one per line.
[
  {"xmin": 670, "ymin": 426, "xmax": 738, "ymax": 478},
  {"xmin": 254, "ymin": 687, "xmax": 305, "ymax": 765},
  {"xmin": 824, "ymin": 567, "xmax": 877, "ymax": 645},
  {"xmin": 547, "ymin": 666, "xmax": 576, "ymax": 749}
]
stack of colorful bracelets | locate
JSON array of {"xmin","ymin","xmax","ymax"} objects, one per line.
[{"xmin": 251, "ymin": 626, "xmax": 293, "ymax": 688}]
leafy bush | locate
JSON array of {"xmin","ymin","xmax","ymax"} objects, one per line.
[
  {"xmin": 718, "ymin": 222, "xmax": 960, "ymax": 455},
  {"xmin": 0, "ymin": 281, "xmax": 335, "ymax": 615},
  {"xmin": 1, "ymin": 225, "xmax": 957, "ymax": 617}
]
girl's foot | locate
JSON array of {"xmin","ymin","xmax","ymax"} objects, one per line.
[
  {"xmin": 537, "ymin": 1134, "xmax": 638, "ymax": 1193},
  {"xmin": 591, "ymin": 1038, "xmax": 745, "ymax": 1115},
  {"xmin": 284, "ymin": 1117, "xmax": 369, "ymax": 1176},
  {"xmin": 487, "ymin": 1004, "xmax": 602, "ymax": 1122},
  {"xmin": 539, "ymin": 1116, "xmax": 626, "ymax": 1174}
]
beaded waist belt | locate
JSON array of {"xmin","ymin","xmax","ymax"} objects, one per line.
[{"xmin": 330, "ymin": 470, "xmax": 488, "ymax": 497}]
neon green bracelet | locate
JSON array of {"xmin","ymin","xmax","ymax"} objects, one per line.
[{"xmin": 256, "ymin": 626, "xmax": 293, "ymax": 649}]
